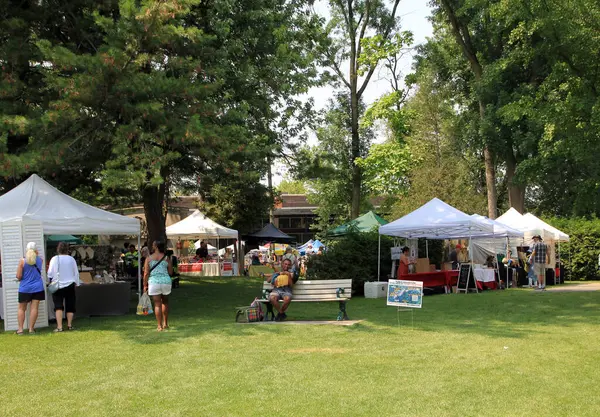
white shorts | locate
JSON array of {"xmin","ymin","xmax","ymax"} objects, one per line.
[{"xmin": 148, "ymin": 283, "xmax": 172, "ymax": 296}]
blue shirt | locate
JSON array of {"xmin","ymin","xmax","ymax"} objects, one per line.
[{"xmin": 19, "ymin": 257, "xmax": 44, "ymax": 294}]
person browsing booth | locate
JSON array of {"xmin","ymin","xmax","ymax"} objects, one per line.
[{"xmin": 267, "ymin": 258, "xmax": 297, "ymax": 321}]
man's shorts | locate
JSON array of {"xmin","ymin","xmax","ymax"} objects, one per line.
[
  {"xmin": 148, "ymin": 283, "xmax": 172, "ymax": 296},
  {"xmin": 270, "ymin": 286, "xmax": 292, "ymax": 300},
  {"xmin": 534, "ymin": 263, "xmax": 546, "ymax": 277}
]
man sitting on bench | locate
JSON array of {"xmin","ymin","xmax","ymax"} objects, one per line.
[{"xmin": 267, "ymin": 258, "xmax": 295, "ymax": 321}]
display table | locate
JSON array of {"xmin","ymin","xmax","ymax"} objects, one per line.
[
  {"xmin": 248, "ymin": 265, "xmax": 275, "ymax": 277},
  {"xmin": 473, "ymin": 268, "xmax": 498, "ymax": 290},
  {"xmin": 47, "ymin": 282, "xmax": 130, "ymax": 319},
  {"xmin": 178, "ymin": 262, "xmax": 220, "ymax": 277},
  {"xmin": 398, "ymin": 271, "xmax": 459, "ymax": 293}
]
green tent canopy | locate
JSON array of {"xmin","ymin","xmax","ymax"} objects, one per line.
[
  {"xmin": 46, "ymin": 235, "xmax": 83, "ymax": 245},
  {"xmin": 327, "ymin": 211, "xmax": 388, "ymax": 237}
]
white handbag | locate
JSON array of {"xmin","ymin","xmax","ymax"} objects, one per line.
[{"xmin": 48, "ymin": 256, "xmax": 60, "ymax": 294}]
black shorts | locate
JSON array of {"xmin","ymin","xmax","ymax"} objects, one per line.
[
  {"xmin": 52, "ymin": 283, "xmax": 77, "ymax": 313},
  {"xmin": 18, "ymin": 291, "xmax": 46, "ymax": 303}
]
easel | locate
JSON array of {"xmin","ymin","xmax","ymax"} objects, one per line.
[
  {"xmin": 456, "ymin": 263, "xmax": 478, "ymax": 293},
  {"xmin": 396, "ymin": 306, "xmax": 415, "ymax": 329}
]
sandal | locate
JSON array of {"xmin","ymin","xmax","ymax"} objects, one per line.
[
  {"xmin": 68, "ymin": 326, "xmax": 75, "ymax": 331},
  {"xmin": 15, "ymin": 330, "xmax": 24, "ymax": 335},
  {"xmin": 29, "ymin": 330, "xmax": 36, "ymax": 334},
  {"xmin": 53, "ymin": 328, "xmax": 64, "ymax": 333}
]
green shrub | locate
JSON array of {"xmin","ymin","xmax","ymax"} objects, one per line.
[
  {"xmin": 306, "ymin": 230, "xmax": 394, "ymax": 295},
  {"xmin": 544, "ymin": 217, "xmax": 600, "ymax": 281}
]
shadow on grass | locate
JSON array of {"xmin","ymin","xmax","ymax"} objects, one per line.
[{"xmin": 13, "ymin": 277, "xmax": 598, "ymax": 343}]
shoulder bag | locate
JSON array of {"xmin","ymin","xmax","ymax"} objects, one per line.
[
  {"xmin": 48, "ymin": 256, "xmax": 60, "ymax": 294},
  {"xmin": 148, "ymin": 254, "xmax": 167, "ymax": 275}
]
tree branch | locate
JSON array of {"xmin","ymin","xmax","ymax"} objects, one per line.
[{"xmin": 355, "ymin": 0, "xmax": 371, "ymax": 74}]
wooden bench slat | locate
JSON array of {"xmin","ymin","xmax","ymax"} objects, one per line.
[
  {"xmin": 279, "ymin": 289, "xmax": 350, "ymax": 296},
  {"xmin": 259, "ymin": 297, "xmax": 349, "ymax": 302}
]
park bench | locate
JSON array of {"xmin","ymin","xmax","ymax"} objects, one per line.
[{"xmin": 259, "ymin": 279, "xmax": 352, "ymax": 321}]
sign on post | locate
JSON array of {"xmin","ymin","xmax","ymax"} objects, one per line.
[
  {"xmin": 391, "ymin": 247, "xmax": 402, "ymax": 260},
  {"xmin": 387, "ymin": 279, "xmax": 423, "ymax": 308}
]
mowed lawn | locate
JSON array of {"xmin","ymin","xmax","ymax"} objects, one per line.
[{"xmin": 1, "ymin": 277, "xmax": 600, "ymax": 417}]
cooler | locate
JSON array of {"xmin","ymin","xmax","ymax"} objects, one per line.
[{"xmin": 364, "ymin": 281, "xmax": 388, "ymax": 298}]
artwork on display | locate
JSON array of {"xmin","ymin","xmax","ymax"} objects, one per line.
[
  {"xmin": 387, "ymin": 279, "xmax": 423, "ymax": 308},
  {"xmin": 391, "ymin": 247, "xmax": 402, "ymax": 260}
]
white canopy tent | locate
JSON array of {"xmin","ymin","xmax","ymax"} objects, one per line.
[
  {"xmin": 379, "ymin": 198, "xmax": 494, "ymax": 239},
  {"xmin": 166, "ymin": 210, "xmax": 238, "ymax": 239},
  {"xmin": 522, "ymin": 213, "xmax": 570, "ymax": 242},
  {"xmin": 166, "ymin": 210, "xmax": 239, "ymax": 274},
  {"xmin": 378, "ymin": 198, "xmax": 495, "ymax": 286},
  {"xmin": 497, "ymin": 208, "xmax": 569, "ymax": 283},
  {"xmin": 0, "ymin": 174, "xmax": 140, "ymax": 331},
  {"xmin": 0, "ymin": 174, "xmax": 140, "ymax": 235}
]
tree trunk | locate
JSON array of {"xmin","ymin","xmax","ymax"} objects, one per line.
[
  {"xmin": 350, "ymin": 90, "xmax": 362, "ymax": 219},
  {"xmin": 440, "ymin": 0, "xmax": 498, "ymax": 218},
  {"xmin": 143, "ymin": 181, "xmax": 167, "ymax": 246},
  {"xmin": 267, "ymin": 155, "xmax": 274, "ymax": 224},
  {"xmin": 506, "ymin": 153, "xmax": 525, "ymax": 213}
]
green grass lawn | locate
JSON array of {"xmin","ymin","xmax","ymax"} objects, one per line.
[{"xmin": 2, "ymin": 277, "xmax": 600, "ymax": 417}]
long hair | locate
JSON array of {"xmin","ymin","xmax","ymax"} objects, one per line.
[{"xmin": 25, "ymin": 249, "xmax": 37, "ymax": 265}]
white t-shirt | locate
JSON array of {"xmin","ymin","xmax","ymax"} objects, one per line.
[{"xmin": 48, "ymin": 255, "xmax": 80, "ymax": 289}]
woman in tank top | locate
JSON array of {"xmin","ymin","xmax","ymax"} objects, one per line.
[
  {"xmin": 143, "ymin": 241, "xmax": 173, "ymax": 331},
  {"xmin": 15, "ymin": 242, "xmax": 45, "ymax": 335}
]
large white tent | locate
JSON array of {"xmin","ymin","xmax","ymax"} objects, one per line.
[
  {"xmin": 0, "ymin": 174, "xmax": 140, "ymax": 235},
  {"xmin": 0, "ymin": 174, "xmax": 140, "ymax": 331},
  {"xmin": 166, "ymin": 210, "xmax": 238, "ymax": 239},
  {"xmin": 523, "ymin": 213, "xmax": 569, "ymax": 242},
  {"xmin": 470, "ymin": 214, "xmax": 524, "ymax": 239},
  {"xmin": 379, "ymin": 198, "xmax": 494, "ymax": 238}
]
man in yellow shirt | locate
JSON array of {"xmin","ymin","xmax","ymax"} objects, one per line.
[{"xmin": 267, "ymin": 259, "xmax": 295, "ymax": 321}]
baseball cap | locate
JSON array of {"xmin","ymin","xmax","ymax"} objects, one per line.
[{"xmin": 26, "ymin": 242, "xmax": 37, "ymax": 251}]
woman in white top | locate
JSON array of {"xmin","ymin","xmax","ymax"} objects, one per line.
[{"xmin": 47, "ymin": 242, "xmax": 80, "ymax": 332}]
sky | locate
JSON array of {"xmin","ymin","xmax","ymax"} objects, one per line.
[{"xmin": 272, "ymin": 0, "xmax": 434, "ymax": 185}]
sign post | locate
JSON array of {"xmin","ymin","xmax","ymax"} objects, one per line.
[{"xmin": 387, "ymin": 279, "xmax": 423, "ymax": 328}]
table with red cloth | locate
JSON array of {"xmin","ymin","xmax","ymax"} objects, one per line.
[
  {"xmin": 398, "ymin": 271, "xmax": 459, "ymax": 293},
  {"xmin": 472, "ymin": 268, "xmax": 498, "ymax": 290},
  {"xmin": 178, "ymin": 262, "xmax": 220, "ymax": 277}
]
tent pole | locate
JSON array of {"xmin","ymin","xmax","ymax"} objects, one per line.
[
  {"xmin": 377, "ymin": 234, "xmax": 381, "ymax": 282},
  {"xmin": 470, "ymin": 232, "xmax": 477, "ymax": 293},
  {"xmin": 137, "ymin": 234, "xmax": 141, "ymax": 297},
  {"xmin": 426, "ymin": 239, "xmax": 429, "ymax": 260}
]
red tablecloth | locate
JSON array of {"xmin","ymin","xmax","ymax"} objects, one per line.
[
  {"xmin": 179, "ymin": 263, "xmax": 203, "ymax": 273},
  {"xmin": 398, "ymin": 271, "xmax": 458, "ymax": 291}
]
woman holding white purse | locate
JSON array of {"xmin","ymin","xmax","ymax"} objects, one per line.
[{"xmin": 47, "ymin": 242, "xmax": 80, "ymax": 332}]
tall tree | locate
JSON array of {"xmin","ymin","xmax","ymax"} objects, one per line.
[
  {"xmin": 321, "ymin": 0, "xmax": 408, "ymax": 218},
  {"xmin": 13, "ymin": 0, "xmax": 324, "ymax": 244},
  {"xmin": 431, "ymin": 0, "xmax": 498, "ymax": 218}
]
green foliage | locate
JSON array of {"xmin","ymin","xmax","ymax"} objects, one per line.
[
  {"xmin": 355, "ymin": 139, "xmax": 412, "ymax": 196},
  {"xmin": 276, "ymin": 179, "xmax": 307, "ymax": 195},
  {"xmin": 306, "ymin": 230, "xmax": 393, "ymax": 295},
  {"xmin": 294, "ymin": 93, "xmax": 374, "ymax": 232},
  {"xmin": 544, "ymin": 217, "xmax": 600, "ymax": 281}
]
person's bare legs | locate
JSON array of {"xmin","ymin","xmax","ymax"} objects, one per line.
[
  {"xmin": 55, "ymin": 309, "xmax": 64, "ymax": 330},
  {"xmin": 17, "ymin": 303, "xmax": 27, "ymax": 333},
  {"xmin": 28, "ymin": 300, "xmax": 40, "ymax": 332},
  {"xmin": 269, "ymin": 295, "xmax": 282, "ymax": 314},
  {"xmin": 161, "ymin": 295, "xmax": 169, "ymax": 329},
  {"xmin": 281, "ymin": 296, "xmax": 292, "ymax": 313},
  {"xmin": 66, "ymin": 312, "xmax": 74, "ymax": 329},
  {"xmin": 153, "ymin": 295, "xmax": 163, "ymax": 331}
]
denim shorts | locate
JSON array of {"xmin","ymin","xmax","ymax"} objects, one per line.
[{"xmin": 270, "ymin": 286, "xmax": 293, "ymax": 300}]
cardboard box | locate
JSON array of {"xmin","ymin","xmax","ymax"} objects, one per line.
[
  {"xmin": 80, "ymin": 272, "xmax": 93, "ymax": 284},
  {"xmin": 364, "ymin": 282, "xmax": 388, "ymax": 299},
  {"xmin": 429, "ymin": 264, "xmax": 436, "ymax": 272},
  {"xmin": 441, "ymin": 262, "xmax": 453, "ymax": 271},
  {"xmin": 415, "ymin": 258, "xmax": 430, "ymax": 274}
]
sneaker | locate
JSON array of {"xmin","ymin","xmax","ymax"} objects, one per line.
[{"xmin": 279, "ymin": 313, "xmax": 287, "ymax": 321}]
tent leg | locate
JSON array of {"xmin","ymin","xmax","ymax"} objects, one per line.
[
  {"xmin": 426, "ymin": 239, "xmax": 429, "ymax": 260},
  {"xmin": 377, "ymin": 234, "xmax": 381, "ymax": 282},
  {"xmin": 137, "ymin": 234, "xmax": 141, "ymax": 298},
  {"xmin": 469, "ymin": 233, "xmax": 477, "ymax": 293}
]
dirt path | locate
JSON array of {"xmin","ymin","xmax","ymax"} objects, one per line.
[{"xmin": 545, "ymin": 283, "xmax": 600, "ymax": 292}]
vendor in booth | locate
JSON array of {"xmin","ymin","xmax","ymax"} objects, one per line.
[
  {"xmin": 397, "ymin": 246, "xmax": 415, "ymax": 276},
  {"xmin": 123, "ymin": 244, "xmax": 139, "ymax": 277}
]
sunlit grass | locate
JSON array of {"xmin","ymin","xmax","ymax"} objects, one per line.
[{"xmin": 1, "ymin": 276, "xmax": 599, "ymax": 416}]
